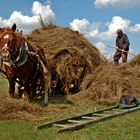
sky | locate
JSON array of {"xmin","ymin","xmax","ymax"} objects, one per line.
[{"xmin": 0, "ymin": 0, "xmax": 140, "ymax": 61}]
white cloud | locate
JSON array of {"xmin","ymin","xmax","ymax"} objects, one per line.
[
  {"xmin": 94, "ymin": 0, "xmax": 140, "ymax": 8},
  {"xmin": 95, "ymin": 42, "xmax": 114, "ymax": 61},
  {"xmin": 70, "ymin": 16, "xmax": 130, "ymax": 41},
  {"xmin": 70, "ymin": 18, "xmax": 101, "ymax": 41},
  {"xmin": 0, "ymin": 1, "xmax": 55, "ymax": 34},
  {"xmin": 32, "ymin": 1, "xmax": 55, "ymax": 23},
  {"xmin": 94, "ymin": 0, "xmax": 111, "ymax": 8},
  {"xmin": 70, "ymin": 18, "xmax": 90, "ymax": 34},
  {"xmin": 129, "ymin": 24, "xmax": 140, "ymax": 33},
  {"xmin": 98, "ymin": 16, "xmax": 130, "ymax": 40},
  {"xmin": 95, "ymin": 42, "xmax": 107, "ymax": 53}
]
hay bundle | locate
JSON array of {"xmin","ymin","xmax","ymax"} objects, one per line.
[
  {"xmin": 80, "ymin": 63, "xmax": 140, "ymax": 104},
  {"xmin": 50, "ymin": 48, "xmax": 91, "ymax": 93},
  {"xmin": 27, "ymin": 24, "xmax": 105, "ymax": 94}
]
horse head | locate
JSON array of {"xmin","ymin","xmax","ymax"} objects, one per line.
[{"xmin": 0, "ymin": 24, "xmax": 27, "ymax": 66}]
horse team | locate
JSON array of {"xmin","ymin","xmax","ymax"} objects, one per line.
[{"xmin": 0, "ymin": 23, "xmax": 51, "ymax": 105}]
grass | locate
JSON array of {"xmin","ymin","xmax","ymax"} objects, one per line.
[
  {"xmin": 0, "ymin": 73, "xmax": 140, "ymax": 140},
  {"xmin": 0, "ymin": 74, "xmax": 8, "ymax": 93},
  {"xmin": 0, "ymin": 111, "xmax": 140, "ymax": 140}
]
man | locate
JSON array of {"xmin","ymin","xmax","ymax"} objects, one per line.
[{"xmin": 113, "ymin": 29, "xmax": 130, "ymax": 64}]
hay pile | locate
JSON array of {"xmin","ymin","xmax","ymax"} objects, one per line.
[
  {"xmin": 129, "ymin": 54, "xmax": 140, "ymax": 66},
  {"xmin": 27, "ymin": 24, "xmax": 140, "ymax": 102},
  {"xmin": 27, "ymin": 24, "xmax": 105, "ymax": 94},
  {"xmin": 79, "ymin": 61, "xmax": 140, "ymax": 104},
  {"xmin": 0, "ymin": 94, "xmax": 47, "ymax": 120}
]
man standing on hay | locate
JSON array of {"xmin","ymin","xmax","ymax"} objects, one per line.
[{"xmin": 113, "ymin": 29, "xmax": 130, "ymax": 64}]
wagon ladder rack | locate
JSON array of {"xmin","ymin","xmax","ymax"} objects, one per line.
[{"xmin": 37, "ymin": 103, "xmax": 140, "ymax": 133}]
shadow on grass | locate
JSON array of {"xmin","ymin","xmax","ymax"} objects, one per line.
[{"xmin": 34, "ymin": 94, "xmax": 74, "ymax": 106}]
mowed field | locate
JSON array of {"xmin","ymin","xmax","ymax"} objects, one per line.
[{"xmin": 0, "ymin": 74, "xmax": 140, "ymax": 140}]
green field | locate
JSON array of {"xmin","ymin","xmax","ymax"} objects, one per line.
[
  {"xmin": 0, "ymin": 74, "xmax": 140, "ymax": 140},
  {"xmin": 0, "ymin": 74, "xmax": 8, "ymax": 93},
  {"xmin": 0, "ymin": 111, "xmax": 140, "ymax": 140}
]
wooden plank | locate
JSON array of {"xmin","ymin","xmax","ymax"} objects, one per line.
[
  {"xmin": 82, "ymin": 116, "xmax": 99, "ymax": 120},
  {"xmin": 92, "ymin": 113, "xmax": 110, "ymax": 117},
  {"xmin": 68, "ymin": 119, "xmax": 84, "ymax": 123},
  {"xmin": 103, "ymin": 110, "xmax": 122, "ymax": 113},
  {"xmin": 53, "ymin": 123, "xmax": 70, "ymax": 128},
  {"xmin": 112, "ymin": 109, "xmax": 123, "ymax": 111},
  {"xmin": 58, "ymin": 121, "xmax": 94, "ymax": 133}
]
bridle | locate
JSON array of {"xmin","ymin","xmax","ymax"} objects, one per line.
[
  {"xmin": 0, "ymin": 32, "xmax": 28, "ymax": 67},
  {"xmin": 0, "ymin": 32, "xmax": 17, "ymax": 57}
]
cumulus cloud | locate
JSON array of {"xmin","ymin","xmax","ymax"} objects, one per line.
[
  {"xmin": 98, "ymin": 16, "xmax": 130, "ymax": 40},
  {"xmin": 94, "ymin": 0, "xmax": 140, "ymax": 8},
  {"xmin": 95, "ymin": 42, "xmax": 114, "ymax": 61},
  {"xmin": 70, "ymin": 18, "xmax": 90, "ymax": 34},
  {"xmin": 70, "ymin": 18, "xmax": 101, "ymax": 41},
  {"xmin": 95, "ymin": 42, "xmax": 107, "ymax": 53},
  {"xmin": 129, "ymin": 24, "xmax": 140, "ymax": 33},
  {"xmin": 70, "ymin": 16, "xmax": 131, "ymax": 41},
  {"xmin": 32, "ymin": 1, "xmax": 55, "ymax": 23},
  {"xmin": 0, "ymin": 1, "xmax": 55, "ymax": 34}
]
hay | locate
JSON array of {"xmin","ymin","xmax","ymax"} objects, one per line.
[
  {"xmin": 0, "ymin": 94, "xmax": 47, "ymax": 121},
  {"xmin": 129, "ymin": 54, "xmax": 140, "ymax": 65},
  {"xmin": 79, "ymin": 63, "xmax": 140, "ymax": 104},
  {"xmin": 27, "ymin": 23, "xmax": 105, "ymax": 94},
  {"xmin": 27, "ymin": 23, "xmax": 140, "ymax": 102}
]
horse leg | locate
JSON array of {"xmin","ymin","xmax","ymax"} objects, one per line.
[
  {"xmin": 32, "ymin": 80, "xmax": 37, "ymax": 100},
  {"xmin": 18, "ymin": 85, "xmax": 25, "ymax": 99},
  {"xmin": 25, "ymin": 84, "xmax": 33, "ymax": 102},
  {"xmin": 9, "ymin": 81, "xmax": 15, "ymax": 98}
]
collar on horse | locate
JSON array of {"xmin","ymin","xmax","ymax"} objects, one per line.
[{"xmin": 13, "ymin": 41, "xmax": 28, "ymax": 67}]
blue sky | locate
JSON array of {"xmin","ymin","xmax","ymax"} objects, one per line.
[{"xmin": 0, "ymin": 0, "xmax": 140, "ymax": 60}]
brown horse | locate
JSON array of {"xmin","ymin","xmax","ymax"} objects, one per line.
[{"xmin": 0, "ymin": 23, "xmax": 50, "ymax": 105}]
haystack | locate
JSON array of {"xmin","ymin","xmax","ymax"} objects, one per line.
[
  {"xmin": 27, "ymin": 24, "xmax": 105, "ymax": 94},
  {"xmin": 79, "ymin": 62, "xmax": 140, "ymax": 104}
]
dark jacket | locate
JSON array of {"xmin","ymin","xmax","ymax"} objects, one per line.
[{"xmin": 116, "ymin": 33, "xmax": 130, "ymax": 51}]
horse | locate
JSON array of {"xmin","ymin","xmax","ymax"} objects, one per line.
[{"xmin": 0, "ymin": 23, "xmax": 51, "ymax": 105}]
